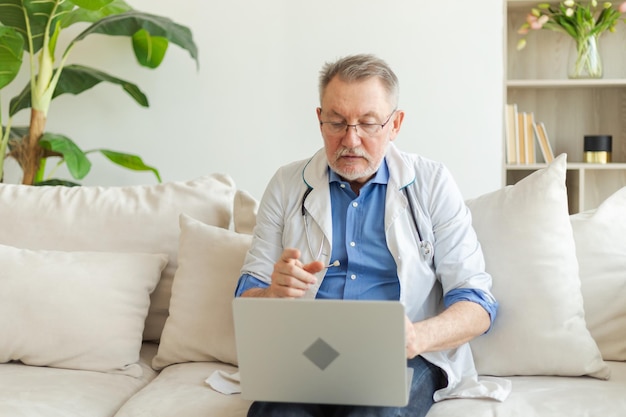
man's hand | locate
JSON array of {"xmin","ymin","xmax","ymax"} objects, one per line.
[
  {"xmin": 405, "ymin": 315, "xmax": 419, "ymax": 359},
  {"xmin": 404, "ymin": 302, "xmax": 491, "ymax": 359},
  {"xmin": 242, "ymin": 248, "xmax": 324, "ymax": 298}
]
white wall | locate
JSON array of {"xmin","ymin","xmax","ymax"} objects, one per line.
[{"xmin": 2, "ymin": 0, "xmax": 504, "ymax": 200}]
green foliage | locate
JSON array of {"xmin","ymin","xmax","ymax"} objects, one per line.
[
  {"xmin": 0, "ymin": 0, "xmax": 198, "ymax": 184},
  {"xmin": 40, "ymin": 134, "xmax": 92, "ymax": 180},
  {"xmin": 133, "ymin": 29, "xmax": 168, "ymax": 68},
  {"xmin": 99, "ymin": 149, "xmax": 162, "ymax": 182},
  {"xmin": 9, "ymin": 64, "xmax": 150, "ymax": 116},
  {"xmin": 0, "ymin": 25, "xmax": 23, "ymax": 90}
]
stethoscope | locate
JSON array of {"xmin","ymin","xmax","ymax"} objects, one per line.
[
  {"xmin": 300, "ymin": 185, "xmax": 434, "ymax": 262},
  {"xmin": 301, "ymin": 187, "xmax": 324, "ymax": 260}
]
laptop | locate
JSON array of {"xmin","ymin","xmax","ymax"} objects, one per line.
[{"xmin": 232, "ymin": 297, "xmax": 413, "ymax": 407}]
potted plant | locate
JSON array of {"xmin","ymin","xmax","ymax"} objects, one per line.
[{"xmin": 0, "ymin": 0, "xmax": 198, "ymax": 185}]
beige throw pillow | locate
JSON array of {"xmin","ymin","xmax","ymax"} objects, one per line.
[
  {"xmin": 466, "ymin": 154, "xmax": 609, "ymax": 378},
  {"xmin": 570, "ymin": 186, "xmax": 626, "ymax": 361},
  {"xmin": 0, "ymin": 244, "xmax": 167, "ymax": 376},
  {"xmin": 152, "ymin": 214, "xmax": 252, "ymax": 370},
  {"xmin": 0, "ymin": 175, "xmax": 236, "ymax": 341}
]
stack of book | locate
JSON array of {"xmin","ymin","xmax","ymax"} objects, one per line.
[{"xmin": 505, "ymin": 103, "xmax": 555, "ymax": 165}]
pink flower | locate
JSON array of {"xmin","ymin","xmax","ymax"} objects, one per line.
[
  {"xmin": 619, "ymin": 1, "xmax": 626, "ymax": 13},
  {"xmin": 526, "ymin": 13, "xmax": 547, "ymax": 30}
]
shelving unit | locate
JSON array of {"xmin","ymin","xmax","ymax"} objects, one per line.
[{"xmin": 504, "ymin": 0, "xmax": 626, "ymax": 213}]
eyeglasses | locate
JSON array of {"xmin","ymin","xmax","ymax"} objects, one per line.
[{"xmin": 319, "ymin": 109, "xmax": 397, "ymax": 138}]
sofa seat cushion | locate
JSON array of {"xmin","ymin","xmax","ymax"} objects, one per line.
[
  {"xmin": 114, "ymin": 362, "xmax": 253, "ymax": 417},
  {"xmin": 427, "ymin": 361, "xmax": 626, "ymax": 417},
  {"xmin": 113, "ymin": 360, "xmax": 626, "ymax": 417},
  {"xmin": 0, "ymin": 343, "xmax": 158, "ymax": 417}
]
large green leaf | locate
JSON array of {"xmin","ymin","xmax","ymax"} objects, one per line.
[
  {"xmin": 39, "ymin": 133, "xmax": 92, "ymax": 180},
  {"xmin": 0, "ymin": 25, "xmax": 23, "ymax": 89},
  {"xmin": 98, "ymin": 149, "xmax": 161, "ymax": 182},
  {"xmin": 69, "ymin": 0, "xmax": 115, "ymax": 11},
  {"xmin": 132, "ymin": 28, "xmax": 168, "ymax": 69},
  {"xmin": 71, "ymin": 11, "xmax": 198, "ymax": 68},
  {"xmin": 0, "ymin": 0, "xmax": 74, "ymax": 53},
  {"xmin": 0, "ymin": 0, "xmax": 30, "ymax": 45},
  {"xmin": 60, "ymin": 0, "xmax": 133, "ymax": 28},
  {"xmin": 9, "ymin": 64, "xmax": 148, "ymax": 116}
]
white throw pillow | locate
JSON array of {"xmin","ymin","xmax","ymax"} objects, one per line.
[
  {"xmin": 0, "ymin": 244, "xmax": 167, "ymax": 376},
  {"xmin": 0, "ymin": 175, "xmax": 236, "ymax": 341},
  {"xmin": 152, "ymin": 214, "xmax": 252, "ymax": 370},
  {"xmin": 466, "ymin": 154, "xmax": 609, "ymax": 378},
  {"xmin": 570, "ymin": 187, "xmax": 626, "ymax": 361}
]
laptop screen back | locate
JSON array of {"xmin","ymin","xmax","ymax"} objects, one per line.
[{"xmin": 233, "ymin": 298, "xmax": 411, "ymax": 407}]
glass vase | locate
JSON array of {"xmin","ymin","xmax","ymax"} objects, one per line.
[{"xmin": 568, "ymin": 35, "xmax": 603, "ymax": 79}]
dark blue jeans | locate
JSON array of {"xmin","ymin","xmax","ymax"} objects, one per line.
[{"xmin": 246, "ymin": 355, "xmax": 446, "ymax": 417}]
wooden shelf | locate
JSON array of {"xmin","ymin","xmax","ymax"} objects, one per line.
[
  {"xmin": 504, "ymin": 1, "xmax": 626, "ymax": 213},
  {"xmin": 507, "ymin": 79, "xmax": 626, "ymax": 88},
  {"xmin": 506, "ymin": 163, "xmax": 626, "ymax": 170}
]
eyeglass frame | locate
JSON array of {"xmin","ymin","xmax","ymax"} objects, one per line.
[{"xmin": 318, "ymin": 108, "xmax": 398, "ymax": 138}]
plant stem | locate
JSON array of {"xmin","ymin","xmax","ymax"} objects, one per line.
[
  {"xmin": 21, "ymin": 109, "xmax": 46, "ymax": 185},
  {"xmin": 570, "ymin": 35, "xmax": 602, "ymax": 79},
  {"xmin": 0, "ymin": 97, "xmax": 8, "ymax": 182}
]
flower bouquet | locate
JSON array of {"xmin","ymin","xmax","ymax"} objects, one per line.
[{"xmin": 517, "ymin": 1, "xmax": 626, "ymax": 78}]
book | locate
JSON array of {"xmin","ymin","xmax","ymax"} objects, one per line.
[
  {"xmin": 517, "ymin": 112, "xmax": 526, "ymax": 164},
  {"xmin": 504, "ymin": 103, "xmax": 518, "ymax": 164},
  {"xmin": 532, "ymin": 122, "xmax": 555, "ymax": 163},
  {"xmin": 524, "ymin": 112, "xmax": 536, "ymax": 164}
]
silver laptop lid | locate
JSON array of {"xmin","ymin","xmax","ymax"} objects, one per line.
[{"xmin": 233, "ymin": 298, "xmax": 410, "ymax": 407}]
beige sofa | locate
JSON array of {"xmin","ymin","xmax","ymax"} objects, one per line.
[{"xmin": 0, "ymin": 155, "xmax": 624, "ymax": 417}]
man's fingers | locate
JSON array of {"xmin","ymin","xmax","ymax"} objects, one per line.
[
  {"xmin": 277, "ymin": 257, "xmax": 318, "ymax": 285},
  {"xmin": 269, "ymin": 270, "xmax": 312, "ymax": 298},
  {"xmin": 280, "ymin": 248, "xmax": 301, "ymax": 264},
  {"xmin": 303, "ymin": 260, "xmax": 325, "ymax": 274},
  {"xmin": 269, "ymin": 248, "xmax": 319, "ymax": 298},
  {"xmin": 275, "ymin": 272, "xmax": 310, "ymax": 289}
]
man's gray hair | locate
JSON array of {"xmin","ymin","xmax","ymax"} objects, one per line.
[{"xmin": 318, "ymin": 54, "xmax": 399, "ymax": 108}]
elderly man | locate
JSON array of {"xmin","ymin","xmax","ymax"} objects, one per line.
[{"xmin": 235, "ymin": 54, "xmax": 504, "ymax": 417}]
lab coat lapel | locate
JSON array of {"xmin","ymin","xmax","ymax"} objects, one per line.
[
  {"xmin": 384, "ymin": 143, "xmax": 416, "ymax": 231},
  {"xmin": 301, "ymin": 149, "xmax": 333, "ymax": 259}
]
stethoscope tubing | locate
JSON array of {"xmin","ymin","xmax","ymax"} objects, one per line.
[{"xmin": 300, "ymin": 184, "xmax": 430, "ymax": 261}]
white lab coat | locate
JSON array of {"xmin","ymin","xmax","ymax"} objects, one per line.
[{"xmin": 241, "ymin": 143, "xmax": 511, "ymax": 401}]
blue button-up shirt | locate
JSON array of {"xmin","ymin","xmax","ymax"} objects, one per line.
[{"xmin": 316, "ymin": 162, "xmax": 399, "ymax": 300}]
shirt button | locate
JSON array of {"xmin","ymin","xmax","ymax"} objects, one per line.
[
  {"xmin": 350, "ymin": 241, "xmax": 356, "ymax": 247},
  {"xmin": 352, "ymin": 202, "xmax": 358, "ymax": 207},
  {"xmin": 340, "ymin": 184, "xmax": 346, "ymax": 188},
  {"xmin": 351, "ymin": 274, "xmax": 356, "ymax": 280}
]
